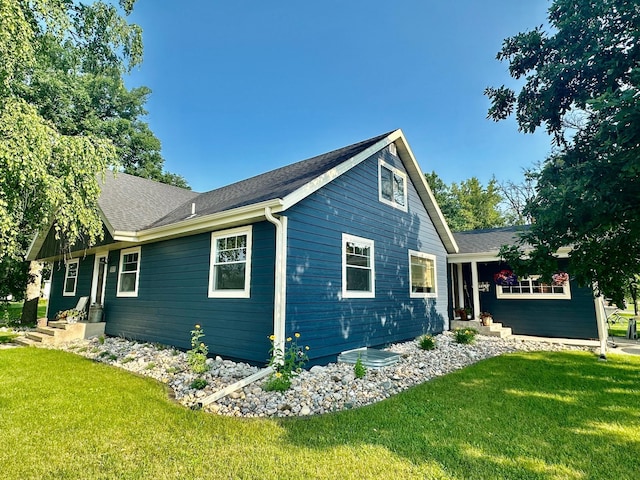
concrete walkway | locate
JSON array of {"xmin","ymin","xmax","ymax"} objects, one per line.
[{"xmin": 510, "ymin": 334, "xmax": 640, "ymax": 356}]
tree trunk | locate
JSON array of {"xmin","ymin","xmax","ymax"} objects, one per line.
[{"xmin": 20, "ymin": 261, "xmax": 43, "ymax": 326}]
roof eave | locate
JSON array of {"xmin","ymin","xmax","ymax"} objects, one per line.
[
  {"xmin": 115, "ymin": 198, "xmax": 285, "ymax": 244},
  {"xmin": 448, "ymin": 246, "xmax": 571, "ymax": 263}
]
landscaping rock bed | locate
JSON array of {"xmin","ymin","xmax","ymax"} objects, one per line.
[{"xmin": 50, "ymin": 333, "xmax": 592, "ymax": 418}]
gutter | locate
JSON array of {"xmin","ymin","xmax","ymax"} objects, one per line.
[{"xmin": 264, "ymin": 207, "xmax": 288, "ymax": 359}]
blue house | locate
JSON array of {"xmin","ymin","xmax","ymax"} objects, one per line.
[{"xmin": 29, "ymin": 130, "xmax": 459, "ymax": 365}]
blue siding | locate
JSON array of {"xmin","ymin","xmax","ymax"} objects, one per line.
[
  {"xmin": 476, "ymin": 262, "xmax": 598, "ymax": 339},
  {"xmin": 101, "ymin": 222, "xmax": 275, "ymax": 364},
  {"xmin": 285, "ymin": 146, "xmax": 449, "ymax": 362},
  {"xmin": 48, "ymin": 256, "xmax": 95, "ymax": 318}
]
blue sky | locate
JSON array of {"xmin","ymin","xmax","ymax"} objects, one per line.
[{"xmin": 125, "ymin": 0, "xmax": 552, "ymax": 193}]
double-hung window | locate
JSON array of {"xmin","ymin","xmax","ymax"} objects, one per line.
[
  {"xmin": 379, "ymin": 160, "xmax": 407, "ymax": 211},
  {"xmin": 117, "ymin": 247, "xmax": 141, "ymax": 297},
  {"xmin": 342, "ymin": 234, "xmax": 375, "ymax": 298},
  {"xmin": 409, "ymin": 250, "xmax": 437, "ymax": 298},
  {"xmin": 209, "ymin": 226, "xmax": 252, "ymax": 298},
  {"xmin": 63, "ymin": 258, "xmax": 79, "ymax": 296}
]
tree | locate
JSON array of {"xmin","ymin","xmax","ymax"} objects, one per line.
[
  {"xmin": 0, "ymin": 1, "xmax": 186, "ymax": 324},
  {"xmin": 425, "ymin": 172, "xmax": 505, "ymax": 231},
  {"xmin": 497, "ymin": 168, "xmax": 537, "ymax": 226},
  {"xmin": 486, "ymin": 0, "xmax": 640, "ymax": 305}
]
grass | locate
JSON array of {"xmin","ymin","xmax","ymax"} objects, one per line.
[
  {"xmin": 608, "ymin": 312, "xmax": 635, "ymax": 338},
  {"xmin": 0, "ymin": 300, "xmax": 48, "ymax": 325},
  {"xmin": 1, "ymin": 348, "xmax": 639, "ymax": 479},
  {"xmin": 0, "ymin": 331, "xmax": 18, "ymax": 344}
]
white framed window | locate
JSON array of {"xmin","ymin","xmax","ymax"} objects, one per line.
[
  {"xmin": 63, "ymin": 258, "xmax": 79, "ymax": 296},
  {"xmin": 342, "ymin": 234, "xmax": 375, "ymax": 298},
  {"xmin": 378, "ymin": 159, "xmax": 407, "ymax": 211},
  {"xmin": 209, "ymin": 226, "xmax": 252, "ymax": 298},
  {"xmin": 496, "ymin": 275, "xmax": 571, "ymax": 300},
  {"xmin": 117, "ymin": 247, "xmax": 141, "ymax": 297},
  {"xmin": 409, "ymin": 250, "xmax": 437, "ymax": 298}
]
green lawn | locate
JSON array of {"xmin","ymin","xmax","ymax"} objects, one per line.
[
  {"xmin": 1, "ymin": 348, "xmax": 639, "ymax": 479},
  {"xmin": 0, "ymin": 300, "xmax": 47, "ymax": 325}
]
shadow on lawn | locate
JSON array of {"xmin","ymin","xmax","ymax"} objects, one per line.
[{"xmin": 278, "ymin": 351, "xmax": 640, "ymax": 479}]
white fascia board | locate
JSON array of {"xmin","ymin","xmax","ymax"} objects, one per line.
[
  {"xmin": 448, "ymin": 247, "xmax": 571, "ymax": 264},
  {"xmin": 114, "ymin": 199, "xmax": 285, "ymax": 244},
  {"xmin": 280, "ymin": 134, "xmax": 397, "ymax": 210},
  {"xmin": 392, "ymin": 130, "xmax": 459, "ymax": 254}
]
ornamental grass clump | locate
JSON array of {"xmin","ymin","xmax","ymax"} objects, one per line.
[
  {"xmin": 418, "ymin": 334, "xmax": 436, "ymax": 350},
  {"xmin": 264, "ymin": 333, "xmax": 309, "ymax": 392},
  {"xmin": 187, "ymin": 324, "xmax": 209, "ymax": 374},
  {"xmin": 454, "ymin": 327, "xmax": 478, "ymax": 344}
]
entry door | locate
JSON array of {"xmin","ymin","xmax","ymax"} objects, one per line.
[{"xmin": 91, "ymin": 254, "xmax": 108, "ymax": 306}]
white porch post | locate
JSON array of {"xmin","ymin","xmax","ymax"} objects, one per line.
[
  {"xmin": 593, "ymin": 295, "xmax": 608, "ymax": 359},
  {"xmin": 456, "ymin": 263, "xmax": 464, "ymax": 312},
  {"xmin": 471, "ymin": 261, "xmax": 480, "ymax": 320}
]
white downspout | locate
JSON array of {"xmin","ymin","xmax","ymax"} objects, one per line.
[{"xmin": 264, "ymin": 207, "xmax": 287, "ymax": 359}]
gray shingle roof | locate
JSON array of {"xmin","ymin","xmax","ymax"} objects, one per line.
[
  {"xmin": 453, "ymin": 226, "xmax": 530, "ymax": 254},
  {"xmin": 98, "ymin": 172, "xmax": 199, "ymax": 232},
  {"xmin": 148, "ymin": 131, "xmax": 393, "ymax": 228}
]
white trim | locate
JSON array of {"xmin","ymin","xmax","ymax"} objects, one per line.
[
  {"xmin": 408, "ymin": 250, "xmax": 437, "ymax": 298},
  {"xmin": 91, "ymin": 252, "xmax": 109, "ymax": 305},
  {"xmin": 378, "ymin": 159, "xmax": 408, "ymax": 212},
  {"xmin": 208, "ymin": 226, "xmax": 252, "ymax": 298},
  {"xmin": 116, "ymin": 246, "xmax": 141, "ymax": 297},
  {"xmin": 63, "ymin": 258, "xmax": 79, "ymax": 296},
  {"xmin": 342, "ymin": 233, "xmax": 375, "ymax": 299},
  {"xmin": 448, "ymin": 246, "xmax": 572, "ymax": 264},
  {"xmin": 496, "ymin": 275, "xmax": 572, "ymax": 300}
]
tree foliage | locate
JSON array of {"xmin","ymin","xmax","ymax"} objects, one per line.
[
  {"xmin": 487, "ymin": 0, "xmax": 640, "ymax": 305},
  {"xmin": 425, "ymin": 172, "xmax": 505, "ymax": 231}
]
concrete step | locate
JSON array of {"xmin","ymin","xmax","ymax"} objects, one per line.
[
  {"xmin": 14, "ymin": 336, "xmax": 38, "ymax": 346},
  {"xmin": 48, "ymin": 321, "xmax": 70, "ymax": 330},
  {"xmin": 451, "ymin": 319, "xmax": 512, "ymax": 338},
  {"xmin": 35, "ymin": 326, "xmax": 56, "ymax": 336},
  {"xmin": 26, "ymin": 332, "xmax": 45, "ymax": 343}
]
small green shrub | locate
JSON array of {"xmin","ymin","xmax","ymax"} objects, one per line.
[
  {"xmin": 354, "ymin": 355, "xmax": 367, "ymax": 379},
  {"xmin": 0, "ymin": 332, "xmax": 18, "ymax": 344},
  {"xmin": 121, "ymin": 356, "xmax": 134, "ymax": 364},
  {"xmin": 107, "ymin": 354, "xmax": 117, "ymax": 361},
  {"xmin": 263, "ymin": 373, "xmax": 291, "ymax": 392},
  {"xmin": 98, "ymin": 335, "xmax": 105, "ymax": 345},
  {"xmin": 91, "ymin": 347, "xmax": 101, "ymax": 353},
  {"xmin": 98, "ymin": 351, "xmax": 110, "ymax": 358},
  {"xmin": 418, "ymin": 334, "xmax": 436, "ymax": 350},
  {"xmin": 166, "ymin": 366, "xmax": 180, "ymax": 374},
  {"xmin": 187, "ymin": 324, "xmax": 209, "ymax": 374},
  {"xmin": 145, "ymin": 362, "xmax": 156, "ymax": 370},
  {"xmin": 190, "ymin": 378, "xmax": 208, "ymax": 390},
  {"xmin": 453, "ymin": 328, "xmax": 478, "ymax": 344}
]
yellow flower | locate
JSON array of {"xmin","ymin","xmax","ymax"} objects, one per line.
[
  {"xmin": 269, "ymin": 334, "xmax": 275, "ymax": 341},
  {"xmin": 194, "ymin": 324, "xmax": 201, "ymax": 329},
  {"xmin": 286, "ymin": 337, "xmax": 292, "ymax": 342},
  {"xmin": 305, "ymin": 345, "xmax": 310, "ymax": 351},
  {"xmin": 200, "ymin": 343, "xmax": 205, "ymax": 347},
  {"xmin": 275, "ymin": 372, "xmax": 282, "ymax": 378},
  {"xmin": 294, "ymin": 332, "xmax": 301, "ymax": 338}
]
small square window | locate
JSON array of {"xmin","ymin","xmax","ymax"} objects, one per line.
[{"xmin": 378, "ymin": 160, "xmax": 407, "ymax": 211}]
